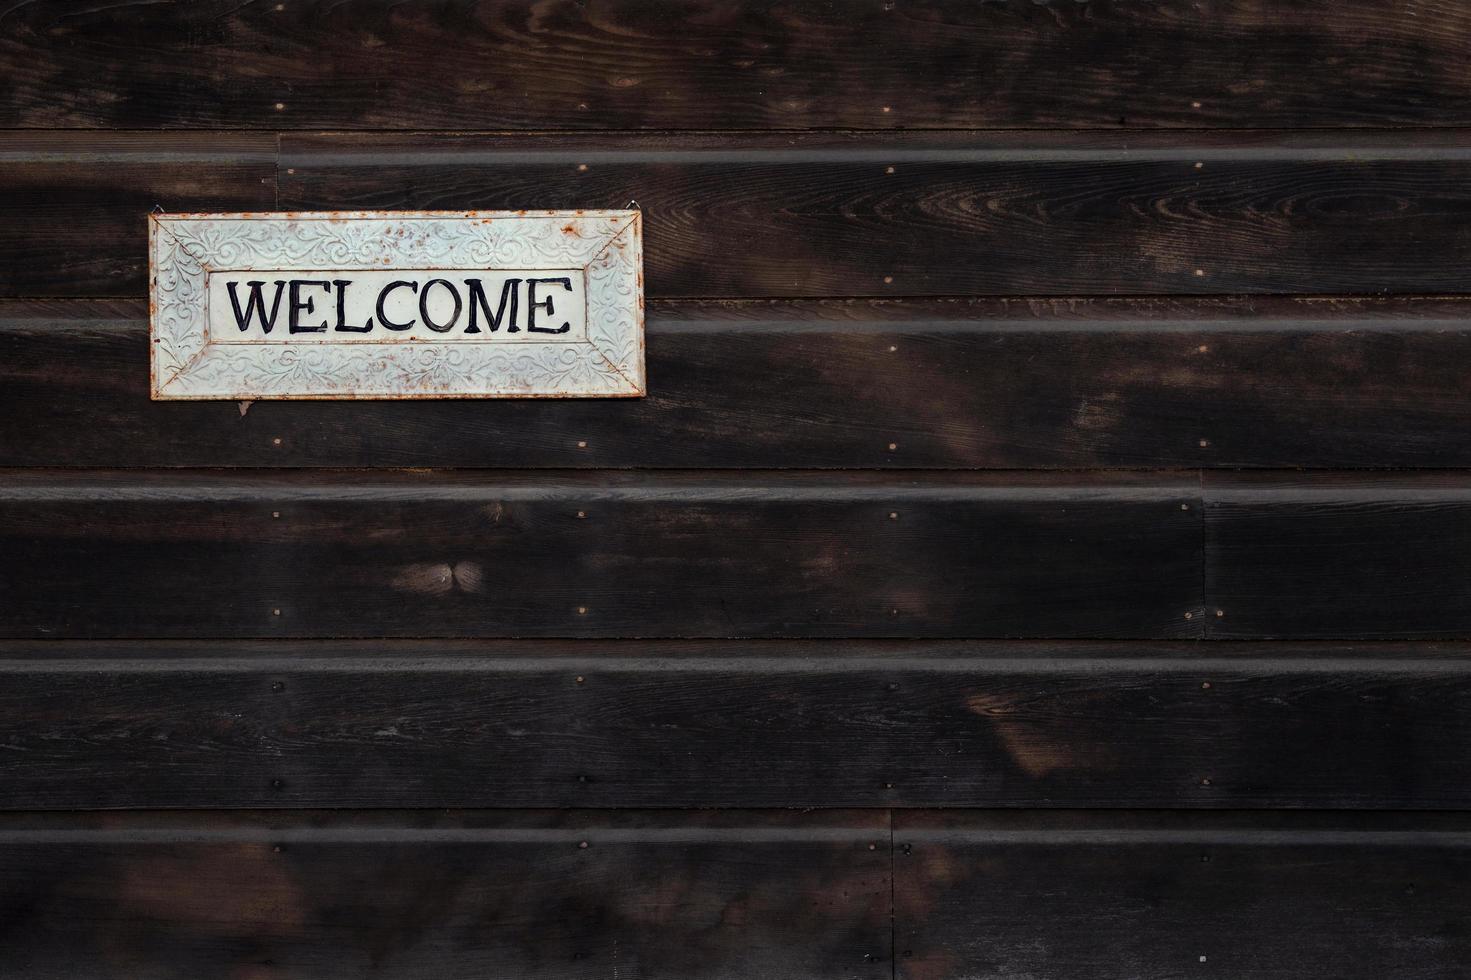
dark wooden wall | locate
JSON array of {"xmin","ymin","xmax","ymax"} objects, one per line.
[{"xmin": 3, "ymin": 2, "xmax": 1470, "ymax": 977}]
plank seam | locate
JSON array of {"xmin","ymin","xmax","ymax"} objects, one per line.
[
  {"xmin": 1200, "ymin": 468, "xmax": 1209, "ymax": 637},
  {"xmin": 888, "ymin": 808, "xmax": 897, "ymax": 980},
  {"xmin": 20, "ymin": 126, "xmax": 1471, "ymax": 136},
  {"xmin": 21, "ymin": 292, "xmax": 1471, "ymax": 306}
]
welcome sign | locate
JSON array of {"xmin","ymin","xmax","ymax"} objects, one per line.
[{"xmin": 148, "ymin": 211, "xmax": 644, "ymax": 399}]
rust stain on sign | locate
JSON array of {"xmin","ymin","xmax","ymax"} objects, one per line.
[{"xmin": 148, "ymin": 210, "xmax": 645, "ymax": 400}]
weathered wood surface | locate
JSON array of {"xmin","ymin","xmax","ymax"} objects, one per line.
[
  {"xmin": 15, "ymin": 132, "xmax": 1471, "ymax": 297},
  {"xmin": 9, "ymin": 296, "xmax": 1471, "ymax": 469},
  {"xmin": 1206, "ymin": 473, "xmax": 1471, "ymax": 639},
  {"xmin": 0, "ymin": 470, "xmax": 1201, "ymax": 640},
  {"xmin": 273, "ymin": 131, "xmax": 1471, "ymax": 297},
  {"xmin": 9, "ymin": 469, "xmax": 1471, "ymax": 640},
  {"xmin": 6, "ymin": 1, "xmax": 1471, "ymax": 974},
  {"xmin": 894, "ymin": 811, "xmax": 1471, "ymax": 980},
  {"xmin": 2, "ymin": 808, "xmax": 1465, "ymax": 979},
  {"xmin": 4, "ymin": 1, "xmax": 1471, "ymax": 130},
  {"xmin": 0, "ymin": 810, "xmax": 891, "ymax": 980},
  {"xmin": 3, "ymin": 640, "xmax": 1471, "ymax": 809},
  {"xmin": 0, "ymin": 134, "xmax": 276, "ymax": 297}
]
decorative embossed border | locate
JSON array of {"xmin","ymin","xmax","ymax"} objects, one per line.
[{"xmin": 148, "ymin": 210, "xmax": 644, "ymax": 399}]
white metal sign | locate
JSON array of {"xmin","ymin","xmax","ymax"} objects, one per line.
[{"xmin": 148, "ymin": 211, "xmax": 645, "ymax": 399}]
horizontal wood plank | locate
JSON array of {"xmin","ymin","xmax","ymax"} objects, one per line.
[
  {"xmin": 8, "ymin": 471, "xmax": 1467, "ymax": 640},
  {"xmin": 281, "ymin": 131, "xmax": 1471, "ymax": 297},
  {"xmin": 4, "ymin": 1, "xmax": 1471, "ymax": 130},
  {"xmin": 1206, "ymin": 473, "xmax": 1471, "ymax": 639},
  {"xmin": 2, "ymin": 640, "xmax": 1470, "ymax": 809},
  {"xmin": 0, "ymin": 471, "xmax": 1202, "ymax": 640},
  {"xmin": 0, "ymin": 809, "xmax": 890, "ymax": 979},
  {"xmin": 7, "ymin": 296, "xmax": 1471, "ymax": 468},
  {"xmin": 0, "ymin": 134, "xmax": 276, "ymax": 297},
  {"xmin": 895, "ymin": 811, "xmax": 1471, "ymax": 980},
  {"xmin": 4, "ymin": 809, "xmax": 1467, "ymax": 979},
  {"xmin": 15, "ymin": 132, "xmax": 1471, "ymax": 297}
]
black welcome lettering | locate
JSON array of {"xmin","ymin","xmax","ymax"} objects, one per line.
[
  {"xmin": 376, "ymin": 280, "xmax": 419, "ymax": 331},
  {"xmin": 333, "ymin": 279, "xmax": 372, "ymax": 332},
  {"xmin": 526, "ymin": 277, "xmax": 573, "ymax": 334},
  {"xmin": 288, "ymin": 280, "xmax": 331, "ymax": 333},
  {"xmin": 225, "ymin": 280, "xmax": 287, "ymax": 334},
  {"xmin": 465, "ymin": 278, "xmax": 521, "ymax": 333},
  {"xmin": 419, "ymin": 279, "xmax": 463, "ymax": 333}
]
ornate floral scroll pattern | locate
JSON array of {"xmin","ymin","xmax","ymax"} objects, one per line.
[
  {"xmin": 150, "ymin": 224, "xmax": 211, "ymax": 388},
  {"xmin": 584, "ymin": 216, "xmax": 645, "ymax": 390},
  {"xmin": 170, "ymin": 342, "xmax": 630, "ymax": 399},
  {"xmin": 150, "ymin": 211, "xmax": 645, "ymax": 399}
]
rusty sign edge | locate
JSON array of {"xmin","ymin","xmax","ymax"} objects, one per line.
[{"xmin": 148, "ymin": 210, "xmax": 645, "ymax": 401}]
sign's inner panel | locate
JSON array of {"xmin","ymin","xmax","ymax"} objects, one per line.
[{"xmin": 206, "ymin": 268, "xmax": 588, "ymax": 344}]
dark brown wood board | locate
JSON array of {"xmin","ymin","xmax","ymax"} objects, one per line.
[
  {"xmin": 894, "ymin": 811, "xmax": 1471, "ymax": 980},
  {"xmin": 1205, "ymin": 473, "xmax": 1471, "ymax": 639},
  {"xmin": 7, "ymin": 296, "xmax": 1471, "ymax": 469},
  {"xmin": 3, "ymin": 640, "xmax": 1471, "ymax": 810},
  {"xmin": 4, "ymin": 1, "xmax": 1471, "ymax": 130},
  {"xmin": 6, "ymin": 0, "xmax": 1471, "ymax": 975},
  {"xmin": 16, "ymin": 132, "xmax": 1471, "ymax": 298},
  {"xmin": 277, "ymin": 131, "xmax": 1471, "ymax": 297},
  {"xmin": 0, "ymin": 810, "xmax": 891, "ymax": 979},
  {"xmin": 0, "ymin": 470, "xmax": 1202, "ymax": 640},
  {"xmin": 0, "ymin": 134, "xmax": 276, "ymax": 297}
]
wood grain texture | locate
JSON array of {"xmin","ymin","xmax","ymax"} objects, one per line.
[
  {"xmin": 0, "ymin": 810, "xmax": 891, "ymax": 980},
  {"xmin": 4, "ymin": 1, "xmax": 1471, "ymax": 130},
  {"xmin": 8, "ymin": 296, "xmax": 1471, "ymax": 469},
  {"xmin": 0, "ymin": 470, "xmax": 1202, "ymax": 640},
  {"xmin": 281, "ymin": 131, "xmax": 1471, "ymax": 297},
  {"xmin": 3, "ymin": 640, "xmax": 1471, "ymax": 809},
  {"xmin": 1206, "ymin": 473, "xmax": 1471, "ymax": 639},
  {"xmin": 894, "ymin": 811, "xmax": 1471, "ymax": 980},
  {"xmin": 14, "ymin": 132, "xmax": 1471, "ymax": 298},
  {"xmin": 0, "ymin": 134, "xmax": 276, "ymax": 298}
]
